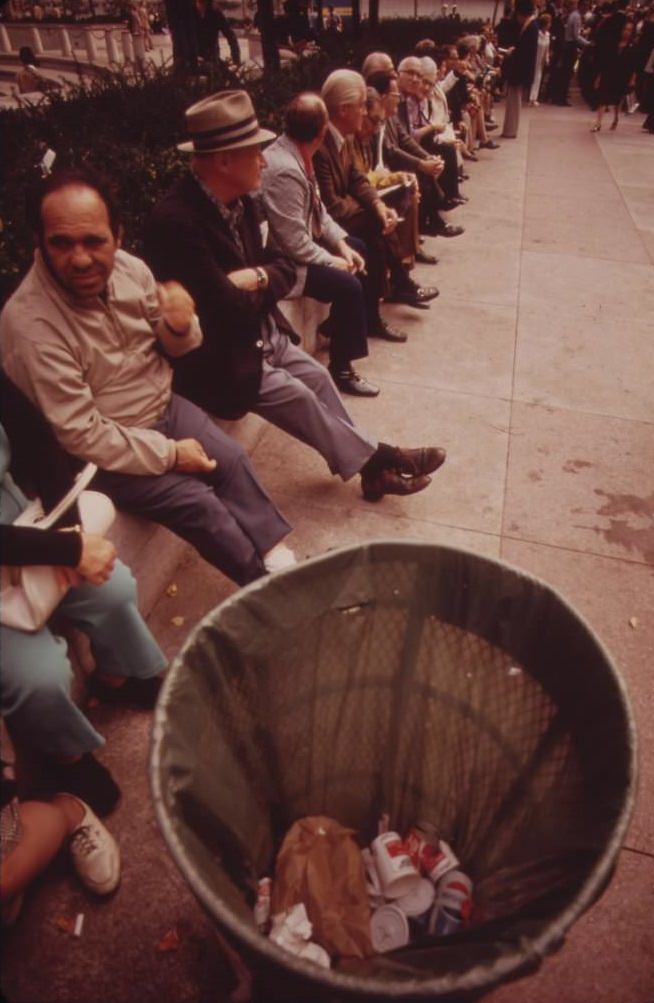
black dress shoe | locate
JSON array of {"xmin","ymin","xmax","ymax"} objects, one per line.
[
  {"xmin": 415, "ymin": 250, "xmax": 439, "ymax": 265},
  {"xmin": 88, "ymin": 671, "xmax": 163, "ymax": 710},
  {"xmin": 370, "ymin": 321, "xmax": 408, "ymax": 342},
  {"xmin": 361, "ymin": 468, "xmax": 432, "ymax": 502},
  {"xmin": 479, "ymin": 140, "xmax": 500, "ymax": 150},
  {"xmin": 388, "ymin": 284, "xmax": 439, "ymax": 306},
  {"xmin": 436, "ymin": 223, "xmax": 465, "ymax": 238},
  {"xmin": 330, "ymin": 367, "xmax": 380, "ymax": 397},
  {"xmin": 459, "ymin": 171, "xmax": 470, "ymax": 180},
  {"xmin": 486, "ymin": 121, "xmax": 499, "ymax": 131}
]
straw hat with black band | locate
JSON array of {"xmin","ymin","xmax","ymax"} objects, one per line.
[{"xmin": 177, "ymin": 90, "xmax": 276, "ymax": 155}]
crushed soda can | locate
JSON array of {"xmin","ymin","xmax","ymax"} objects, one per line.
[
  {"xmin": 428, "ymin": 870, "xmax": 473, "ymax": 937},
  {"xmin": 405, "ymin": 825, "xmax": 459, "ymax": 884},
  {"xmin": 253, "ymin": 877, "xmax": 272, "ymax": 931}
]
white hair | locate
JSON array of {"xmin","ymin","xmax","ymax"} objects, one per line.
[
  {"xmin": 420, "ymin": 56, "xmax": 438, "ymax": 80},
  {"xmin": 361, "ymin": 51, "xmax": 394, "ymax": 79},
  {"xmin": 398, "ymin": 56, "xmax": 422, "ymax": 73},
  {"xmin": 321, "ymin": 69, "xmax": 366, "ymax": 112}
]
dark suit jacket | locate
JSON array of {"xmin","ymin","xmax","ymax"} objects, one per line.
[
  {"xmin": 313, "ymin": 128, "xmax": 379, "ymax": 225},
  {"xmin": 384, "ymin": 110, "xmax": 429, "ymax": 173},
  {"xmin": 144, "ymin": 174, "xmax": 298, "ymax": 420},
  {"xmin": 505, "ymin": 17, "xmax": 539, "ymax": 87}
]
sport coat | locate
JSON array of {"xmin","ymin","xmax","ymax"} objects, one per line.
[
  {"xmin": 313, "ymin": 127, "xmax": 380, "ymax": 225},
  {"xmin": 144, "ymin": 174, "xmax": 298, "ymax": 420},
  {"xmin": 385, "ymin": 109, "xmax": 429, "ymax": 172},
  {"xmin": 261, "ymin": 133, "xmax": 347, "ymax": 267}
]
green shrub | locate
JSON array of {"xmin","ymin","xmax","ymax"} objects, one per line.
[{"xmin": 0, "ymin": 16, "xmax": 482, "ymax": 306}]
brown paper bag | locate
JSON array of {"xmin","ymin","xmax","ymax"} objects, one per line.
[{"xmin": 270, "ymin": 816, "xmax": 373, "ymax": 959}]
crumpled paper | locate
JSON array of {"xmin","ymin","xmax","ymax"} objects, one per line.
[
  {"xmin": 269, "ymin": 903, "xmax": 331, "ymax": 968},
  {"xmin": 270, "ymin": 816, "xmax": 373, "ymax": 959}
]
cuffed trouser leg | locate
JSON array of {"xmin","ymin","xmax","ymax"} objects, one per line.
[
  {"xmin": 96, "ymin": 395, "xmax": 291, "ymax": 585},
  {"xmin": 253, "ymin": 331, "xmax": 377, "ymax": 481}
]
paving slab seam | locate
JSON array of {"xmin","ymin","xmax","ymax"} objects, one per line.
[
  {"xmin": 511, "ymin": 398, "xmax": 654, "ymax": 427},
  {"xmin": 501, "ymin": 532, "xmax": 654, "ymax": 570},
  {"xmin": 622, "ymin": 845, "xmax": 654, "ymax": 860},
  {"xmin": 500, "ymin": 119, "xmax": 532, "ymax": 544}
]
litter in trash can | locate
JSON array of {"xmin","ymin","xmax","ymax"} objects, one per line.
[
  {"xmin": 370, "ymin": 904, "xmax": 410, "ymax": 953},
  {"xmin": 270, "ymin": 816, "xmax": 373, "ymax": 960},
  {"xmin": 428, "ymin": 870, "xmax": 474, "ymax": 937},
  {"xmin": 151, "ymin": 542, "xmax": 636, "ymax": 1001},
  {"xmin": 269, "ymin": 903, "xmax": 331, "ymax": 969}
]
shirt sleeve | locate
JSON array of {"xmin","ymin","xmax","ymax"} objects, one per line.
[
  {"xmin": 1, "ymin": 524, "xmax": 82, "ymax": 567},
  {"xmin": 136, "ymin": 256, "xmax": 204, "ymax": 359},
  {"xmin": 13, "ymin": 328, "xmax": 177, "ymax": 476}
]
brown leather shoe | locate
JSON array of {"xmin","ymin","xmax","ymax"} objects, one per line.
[
  {"xmin": 391, "ymin": 446, "xmax": 447, "ymax": 477},
  {"xmin": 361, "ymin": 469, "xmax": 432, "ymax": 502}
]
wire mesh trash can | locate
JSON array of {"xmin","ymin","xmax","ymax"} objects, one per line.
[{"xmin": 150, "ymin": 542, "xmax": 636, "ymax": 1001}]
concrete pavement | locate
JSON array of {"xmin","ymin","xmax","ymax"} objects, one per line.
[{"xmin": 1, "ymin": 99, "xmax": 652, "ymax": 1003}]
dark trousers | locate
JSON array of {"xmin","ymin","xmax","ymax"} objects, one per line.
[
  {"xmin": 554, "ymin": 42, "xmax": 578, "ymax": 103},
  {"xmin": 342, "ymin": 210, "xmax": 412, "ymax": 318},
  {"xmin": 303, "ymin": 236, "xmax": 369, "ymax": 371},
  {"xmin": 95, "ymin": 394, "xmax": 291, "ymax": 586},
  {"xmin": 420, "ymin": 137, "xmax": 460, "ymax": 200}
]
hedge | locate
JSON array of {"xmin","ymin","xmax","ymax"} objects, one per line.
[{"xmin": 0, "ymin": 16, "xmax": 483, "ymax": 306}]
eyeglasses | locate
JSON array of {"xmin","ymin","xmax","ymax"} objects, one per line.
[{"xmin": 400, "ymin": 69, "xmax": 421, "ymax": 78}]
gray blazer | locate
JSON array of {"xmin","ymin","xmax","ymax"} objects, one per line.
[{"xmin": 261, "ymin": 133, "xmax": 348, "ymax": 268}]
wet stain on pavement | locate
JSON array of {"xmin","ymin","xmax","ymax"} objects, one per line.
[
  {"xmin": 563, "ymin": 459, "xmax": 593, "ymax": 474},
  {"xmin": 592, "ymin": 490, "xmax": 654, "ymax": 563}
]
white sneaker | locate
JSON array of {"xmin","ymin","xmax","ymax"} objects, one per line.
[
  {"xmin": 68, "ymin": 801, "xmax": 121, "ymax": 895},
  {"xmin": 263, "ymin": 542, "xmax": 297, "ymax": 574}
]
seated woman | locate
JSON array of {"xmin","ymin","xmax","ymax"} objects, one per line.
[
  {"xmin": 1, "ymin": 720, "xmax": 120, "ymax": 927},
  {"xmin": 0, "ymin": 372, "xmax": 166, "ymax": 817}
]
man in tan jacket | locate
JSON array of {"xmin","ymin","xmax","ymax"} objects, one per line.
[{"xmin": 0, "ymin": 167, "xmax": 294, "ymax": 585}]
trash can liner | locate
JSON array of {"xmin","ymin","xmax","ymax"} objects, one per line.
[{"xmin": 151, "ymin": 542, "xmax": 636, "ymax": 1000}]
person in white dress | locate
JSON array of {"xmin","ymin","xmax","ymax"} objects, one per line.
[{"xmin": 530, "ymin": 13, "xmax": 552, "ymax": 105}]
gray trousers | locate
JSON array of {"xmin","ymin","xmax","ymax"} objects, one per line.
[
  {"xmin": 255, "ymin": 328, "xmax": 377, "ymax": 481},
  {"xmin": 95, "ymin": 394, "xmax": 291, "ymax": 586}
]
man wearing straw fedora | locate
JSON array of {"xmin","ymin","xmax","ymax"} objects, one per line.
[{"xmin": 145, "ymin": 90, "xmax": 447, "ymax": 501}]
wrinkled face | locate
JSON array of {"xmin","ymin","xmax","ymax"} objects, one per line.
[
  {"xmin": 398, "ymin": 61, "xmax": 422, "ymax": 95},
  {"xmin": 361, "ymin": 98, "xmax": 384, "ymax": 138},
  {"xmin": 420, "ymin": 75, "xmax": 434, "ymax": 98},
  {"xmin": 221, "ymin": 143, "xmax": 267, "ymax": 193},
  {"xmin": 40, "ymin": 184, "xmax": 119, "ymax": 300}
]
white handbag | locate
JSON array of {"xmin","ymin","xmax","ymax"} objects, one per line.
[{"xmin": 1, "ymin": 463, "xmax": 116, "ymax": 633}]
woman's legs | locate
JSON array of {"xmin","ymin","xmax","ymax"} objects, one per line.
[
  {"xmin": 1, "ymin": 623, "xmax": 105, "ymax": 760},
  {"xmin": 0, "ymin": 796, "xmax": 82, "ymax": 905}
]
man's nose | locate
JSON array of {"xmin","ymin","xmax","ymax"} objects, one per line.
[{"xmin": 71, "ymin": 245, "xmax": 93, "ymax": 269}]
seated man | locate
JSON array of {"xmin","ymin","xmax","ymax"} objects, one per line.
[
  {"xmin": 0, "ymin": 167, "xmax": 294, "ymax": 588},
  {"xmin": 396, "ymin": 55, "xmax": 466, "ymax": 206},
  {"xmin": 370, "ymin": 62, "xmax": 465, "ymax": 235},
  {"xmin": 350, "ymin": 87, "xmax": 425, "ymax": 267},
  {"xmin": 261, "ymin": 92, "xmax": 393, "ymax": 398},
  {"xmin": 315, "ymin": 69, "xmax": 439, "ymax": 311},
  {"xmin": 145, "ymin": 90, "xmax": 446, "ymax": 502}
]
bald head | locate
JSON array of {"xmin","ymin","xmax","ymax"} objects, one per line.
[
  {"xmin": 284, "ymin": 92, "xmax": 328, "ymax": 143},
  {"xmin": 361, "ymin": 51, "xmax": 394, "ymax": 80}
]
